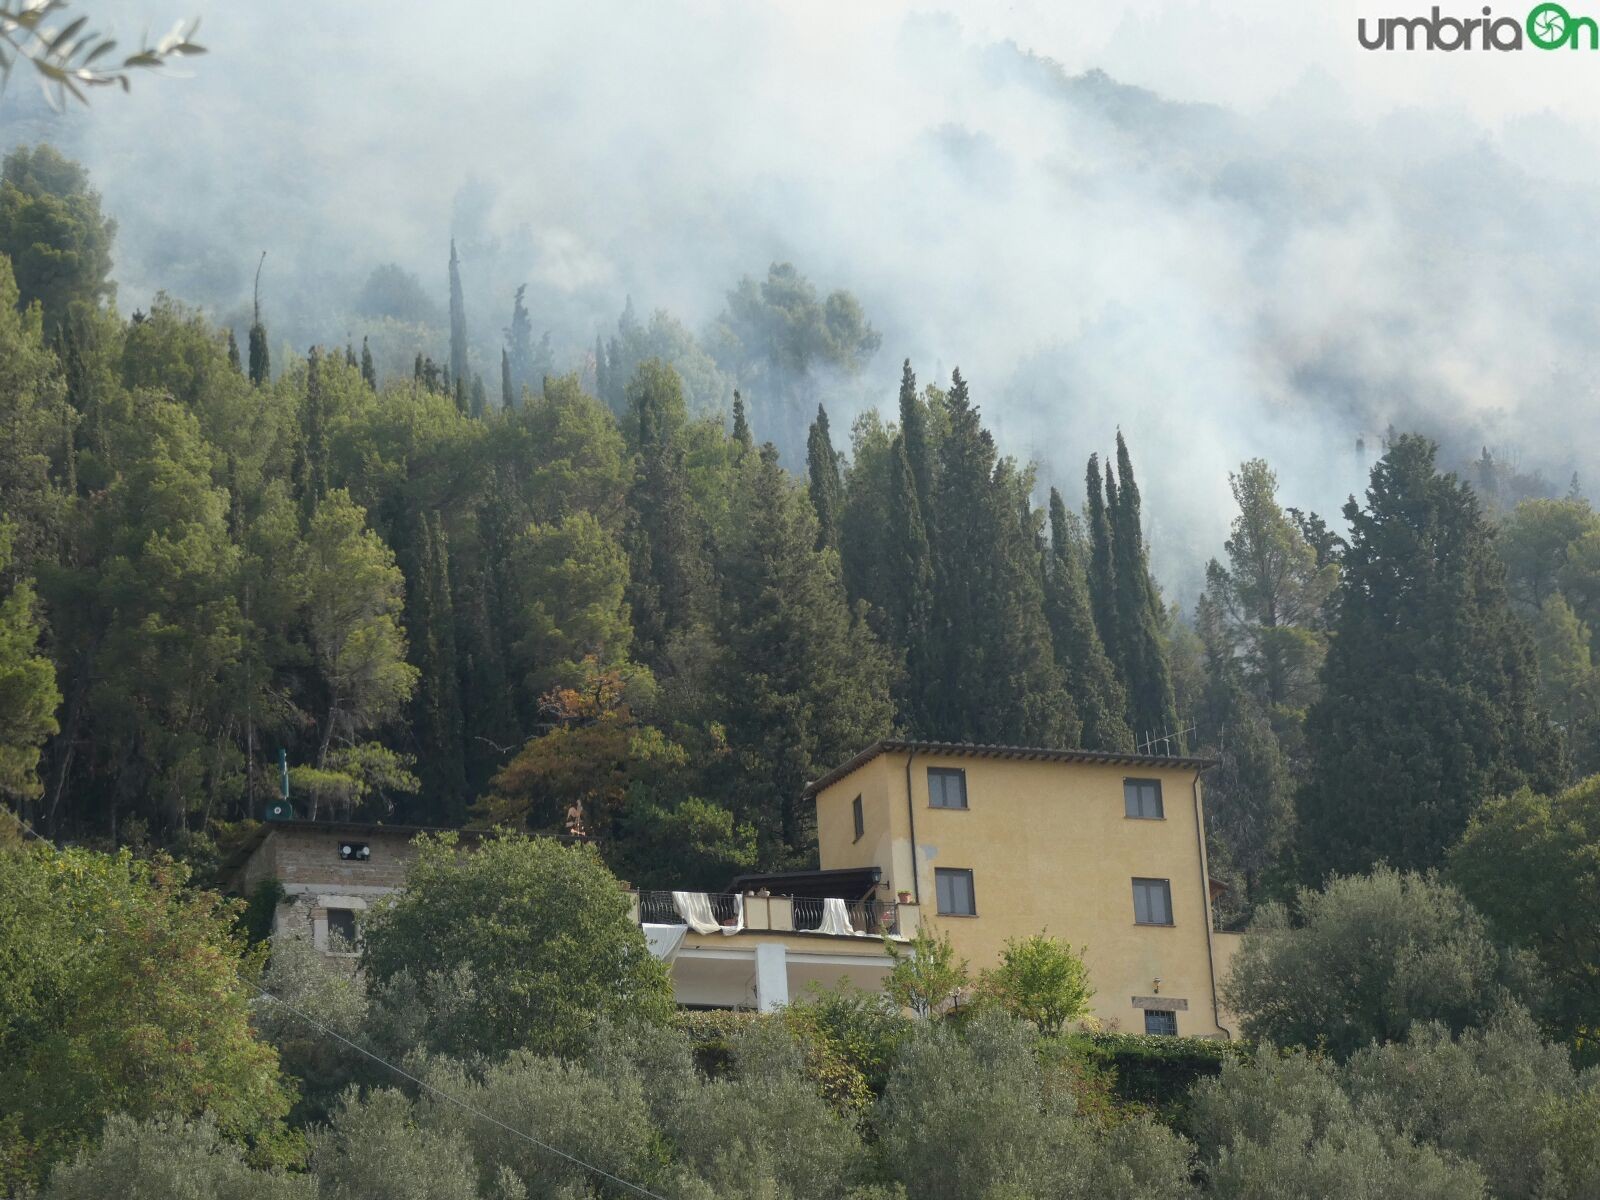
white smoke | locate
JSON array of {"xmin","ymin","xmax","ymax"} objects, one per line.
[{"xmin": 5, "ymin": 0, "xmax": 1597, "ymax": 600}]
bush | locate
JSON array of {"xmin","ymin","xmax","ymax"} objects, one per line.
[
  {"xmin": 1188, "ymin": 1049, "xmax": 1488, "ymax": 1199},
  {"xmin": 1345, "ymin": 1008, "xmax": 1600, "ymax": 1200},
  {"xmin": 309, "ymin": 1087, "xmax": 479, "ymax": 1200},
  {"xmin": 980, "ymin": 934, "xmax": 1094, "ymax": 1035},
  {"xmin": 879, "ymin": 1010, "xmax": 1194, "ymax": 1199},
  {"xmin": 1063, "ymin": 1032, "xmax": 1234, "ymax": 1122},
  {"xmin": 360, "ymin": 832, "xmax": 673, "ymax": 1059},
  {"xmin": 44, "ymin": 1114, "xmax": 312, "ymax": 1200},
  {"xmin": 1222, "ymin": 866, "xmax": 1534, "ymax": 1059}
]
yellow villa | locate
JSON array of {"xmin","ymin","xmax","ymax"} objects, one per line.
[
  {"xmin": 803, "ymin": 740, "xmax": 1239, "ymax": 1038},
  {"xmin": 233, "ymin": 738, "xmax": 1240, "ymax": 1036}
]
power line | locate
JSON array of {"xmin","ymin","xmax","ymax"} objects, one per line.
[{"xmin": 254, "ymin": 990, "xmax": 672, "ymax": 1200}]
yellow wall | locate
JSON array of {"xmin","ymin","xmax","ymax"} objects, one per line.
[{"xmin": 816, "ymin": 750, "xmax": 1231, "ymax": 1037}]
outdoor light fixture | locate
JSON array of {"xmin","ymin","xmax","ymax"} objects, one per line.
[{"xmin": 339, "ymin": 842, "xmax": 371, "ymax": 861}]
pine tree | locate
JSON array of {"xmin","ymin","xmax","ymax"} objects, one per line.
[
  {"xmin": 297, "ymin": 347, "xmax": 327, "ymax": 515},
  {"xmin": 344, "ymin": 343, "xmax": 357, "ymax": 370},
  {"xmin": 360, "ymin": 337, "xmax": 376, "ymax": 389},
  {"xmin": 1044, "ymin": 488, "xmax": 1133, "ymax": 751},
  {"xmin": 501, "ymin": 347, "xmax": 513, "ymax": 411},
  {"xmin": 715, "ymin": 443, "xmax": 894, "ymax": 864},
  {"xmin": 1297, "ymin": 434, "xmax": 1567, "ymax": 880},
  {"xmin": 806, "ymin": 404, "xmax": 843, "ymax": 551},
  {"xmin": 930, "ymin": 369, "xmax": 1076, "ymax": 745},
  {"xmin": 469, "ymin": 374, "xmax": 486, "ymax": 420},
  {"xmin": 225, "ymin": 329, "xmax": 240, "ymax": 374},
  {"xmin": 593, "ymin": 333, "xmax": 608, "ymax": 402},
  {"xmin": 247, "ymin": 253, "xmax": 270, "ymax": 387},
  {"xmin": 1108, "ymin": 432, "xmax": 1178, "ymax": 746},
  {"xmin": 448, "ymin": 240, "xmax": 468, "ymax": 393},
  {"xmin": 1203, "ymin": 459, "xmax": 1338, "ymax": 732},
  {"xmin": 1193, "ymin": 586, "xmax": 1292, "ymax": 910},
  {"xmin": 731, "ymin": 389, "xmax": 752, "ymax": 454}
]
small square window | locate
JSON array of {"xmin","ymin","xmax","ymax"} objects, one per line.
[
  {"xmin": 935, "ymin": 868, "xmax": 976, "ymax": 916},
  {"xmin": 928, "ymin": 767, "xmax": 968, "ymax": 809},
  {"xmin": 852, "ymin": 794, "xmax": 865, "ymax": 841},
  {"xmin": 1132, "ymin": 878, "xmax": 1173, "ymax": 925},
  {"xmin": 1144, "ymin": 1009, "xmax": 1178, "ymax": 1036},
  {"xmin": 1124, "ymin": 779, "xmax": 1164, "ymax": 819},
  {"xmin": 326, "ymin": 907, "xmax": 357, "ymax": 947}
]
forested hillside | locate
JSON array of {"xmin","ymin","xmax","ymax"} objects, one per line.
[{"xmin": 2, "ymin": 141, "xmax": 1599, "ymax": 904}]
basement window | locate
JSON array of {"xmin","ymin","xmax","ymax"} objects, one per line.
[
  {"xmin": 1144, "ymin": 1009, "xmax": 1178, "ymax": 1036},
  {"xmin": 1124, "ymin": 778, "xmax": 1164, "ymax": 819},
  {"xmin": 928, "ymin": 767, "xmax": 968, "ymax": 809}
]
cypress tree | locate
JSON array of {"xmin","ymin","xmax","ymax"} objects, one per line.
[
  {"xmin": 344, "ymin": 343, "xmax": 357, "ymax": 370},
  {"xmin": 715, "ymin": 442, "xmax": 895, "ymax": 864},
  {"xmin": 448, "ymin": 240, "xmax": 468, "ymax": 393},
  {"xmin": 1044, "ymin": 488, "xmax": 1134, "ymax": 751},
  {"xmin": 593, "ymin": 332, "xmax": 608, "ymax": 402},
  {"xmin": 888, "ymin": 433, "xmax": 937, "ymax": 734},
  {"xmin": 469, "ymin": 373, "xmax": 487, "ymax": 420},
  {"xmin": 247, "ymin": 251, "xmax": 270, "ymax": 386},
  {"xmin": 414, "ymin": 352, "xmax": 424, "ymax": 385},
  {"xmin": 501, "ymin": 347, "xmax": 513, "ymax": 411},
  {"xmin": 1107, "ymin": 434, "xmax": 1178, "ymax": 746},
  {"xmin": 1297, "ymin": 434, "xmax": 1566, "ymax": 880},
  {"xmin": 226, "ymin": 328, "xmax": 241, "ymax": 373},
  {"xmin": 1085, "ymin": 453, "xmax": 1118, "ymax": 667},
  {"xmin": 360, "ymin": 337, "xmax": 376, "ymax": 389},
  {"xmin": 931, "ymin": 369, "xmax": 1076, "ymax": 745},
  {"xmin": 622, "ymin": 361, "xmax": 710, "ymax": 668},
  {"xmin": 898, "ymin": 359, "xmax": 934, "ymax": 520},
  {"xmin": 731, "ymin": 389, "xmax": 752, "ymax": 453},
  {"xmin": 407, "ymin": 512, "xmax": 466, "ymax": 822},
  {"xmin": 806, "ymin": 404, "xmax": 843, "ymax": 552},
  {"xmin": 505, "ymin": 284, "xmax": 533, "ymax": 396}
]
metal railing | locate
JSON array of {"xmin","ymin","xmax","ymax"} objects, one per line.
[
  {"xmin": 637, "ymin": 890, "xmax": 743, "ymax": 926},
  {"xmin": 636, "ymin": 890, "xmax": 900, "ymax": 937},
  {"xmin": 791, "ymin": 897, "xmax": 898, "ymax": 936}
]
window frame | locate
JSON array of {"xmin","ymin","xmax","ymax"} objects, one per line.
[
  {"xmin": 325, "ymin": 907, "xmax": 358, "ymax": 948},
  {"xmin": 927, "ymin": 767, "xmax": 969, "ymax": 810},
  {"xmin": 1123, "ymin": 777, "xmax": 1165, "ymax": 820},
  {"xmin": 1144, "ymin": 1009, "xmax": 1178, "ymax": 1036},
  {"xmin": 934, "ymin": 867, "xmax": 977, "ymax": 917},
  {"xmin": 1132, "ymin": 877, "xmax": 1174, "ymax": 926},
  {"xmin": 852, "ymin": 794, "xmax": 865, "ymax": 842}
]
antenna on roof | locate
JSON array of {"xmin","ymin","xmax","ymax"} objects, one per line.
[{"xmin": 1137, "ymin": 719, "xmax": 1196, "ymax": 757}]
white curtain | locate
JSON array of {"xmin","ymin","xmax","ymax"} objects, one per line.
[
  {"xmin": 817, "ymin": 897, "xmax": 856, "ymax": 937},
  {"xmin": 672, "ymin": 891, "xmax": 743, "ymax": 936}
]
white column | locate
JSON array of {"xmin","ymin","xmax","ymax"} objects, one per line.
[{"xmin": 754, "ymin": 942, "xmax": 789, "ymax": 1012}]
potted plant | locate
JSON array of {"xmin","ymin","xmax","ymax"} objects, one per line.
[{"xmin": 897, "ymin": 889, "xmax": 913, "ymax": 905}]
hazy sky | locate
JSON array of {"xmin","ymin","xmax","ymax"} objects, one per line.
[{"xmin": 8, "ymin": 0, "xmax": 1599, "ymax": 596}]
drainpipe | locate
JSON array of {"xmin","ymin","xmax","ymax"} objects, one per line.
[
  {"xmin": 1192, "ymin": 767, "xmax": 1232, "ymax": 1039},
  {"xmin": 904, "ymin": 746, "xmax": 921, "ymax": 906}
]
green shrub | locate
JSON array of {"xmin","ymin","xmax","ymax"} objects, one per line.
[{"xmin": 44, "ymin": 1115, "xmax": 311, "ymax": 1200}]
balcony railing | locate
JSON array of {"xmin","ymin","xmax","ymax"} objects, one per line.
[{"xmin": 634, "ymin": 890, "xmax": 905, "ymax": 938}]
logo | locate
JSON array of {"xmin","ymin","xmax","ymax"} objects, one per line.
[{"xmin": 1357, "ymin": 3, "xmax": 1600, "ymax": 49}]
